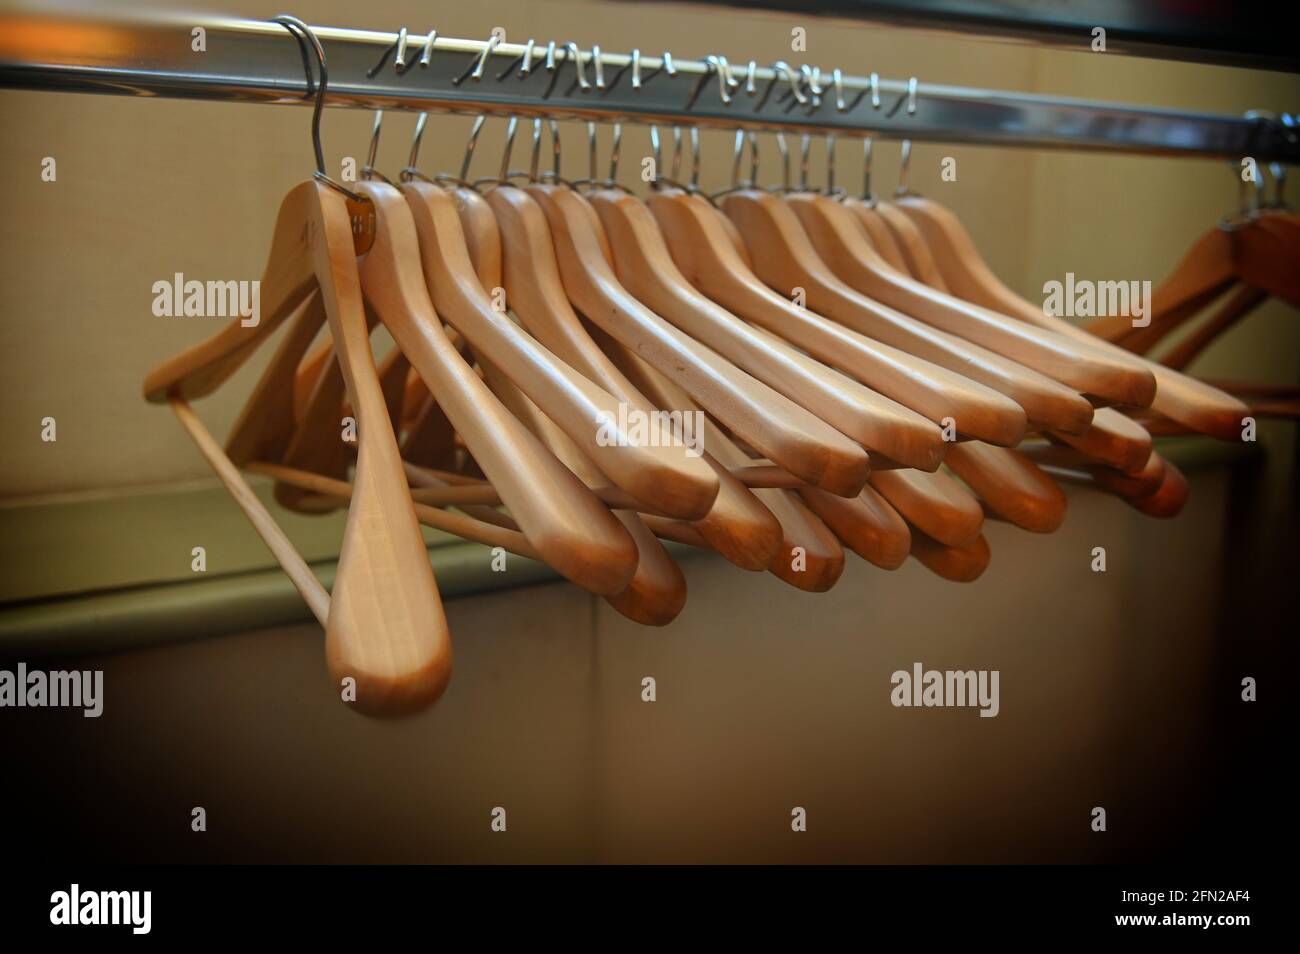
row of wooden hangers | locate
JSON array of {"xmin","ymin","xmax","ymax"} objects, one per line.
[{"xmin": 143, "ymin": 18, "xmax": 1280, "ymax": 716}]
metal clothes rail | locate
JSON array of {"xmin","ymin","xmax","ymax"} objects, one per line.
[{"xmin": 0, "ymin": 10, "xmax": 1296, "ymax": 162}]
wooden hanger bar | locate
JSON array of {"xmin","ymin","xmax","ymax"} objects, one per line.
[{"xmin": 171, "ymin": 398, "xmax": 330, "ymax": 625}]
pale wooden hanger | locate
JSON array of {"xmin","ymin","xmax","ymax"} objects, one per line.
[
  {"xmin": 525, "ymin": 177, "xmax": 868, "ymax": 497},
  {"xmin": 579, "ymin": 136, "xmax": 901, "ymax": 473},
  {"xmin": 637, "ymin": 166, "xmax": 1049, "ymax": 553},
  {"xmin": 604, "ymin": 340, "xmax": 849, "ymax": 591},
  {"xmin": 646, "ymin": 186, "xmax": 988, "ymax": 471},
  {"xmin": 784, "ymin": 191, "xmax": 1157, "ymax": 408},
  {"xmin": 855, "ymin": 181, "xmax": 1156, "ymax": 475},
  {"xmin": 448, "ymin": 171, "xmax": 688, "ymax": 625},
  {"xmin": 868, "ymin": 467, "xmax": 984, "ymax": 548},
  {"xmin": 892, "ymin": 194, "xmax": 1252, "ymax": 441},
  {"xmin": 910, "ymin": 529, "xmax": 991, "ymax": 582},
  {"xmin": 718, "ymin": 187, "xmax": 1096, "ymax": 435},
  {"xmin": 241, "ymin": 107, "xmax": 648, "ymax": 598},
  {"xmin": 590, "ymin": 186, "xmax": 904, "ymax": 465},
  {"xmin": 777, "ymin": 142, "xmax": 1073, "ymax": 534},
  {"xmin": 482, "ymin": 174, "xmax": 784, "ymax": 571},
  {"xmin": 142, "ymin": 178, "xmax": 320, "ymax": 403},
  {"xmin": 144, "ymin": 19, "xmax": 451, "ymax": 715},
  {"xmin": 351, "ymin": 177, "xmax": 643, "ymax": 597},
  {"xmin": 398, "ymin": 179, "xmax": 722, "ymax": 517}
]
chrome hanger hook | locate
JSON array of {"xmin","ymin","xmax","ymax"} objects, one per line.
[
  {"xmin": 496, "ymin": 115, "xmax": 521, "ymax": 185},
  {"xmin": 896, "ymin": 139, "xmax": 913, "ymax": 196},
  {"xmin": 459, "ymin": 114, "xmax": 487, "ymax": 182},
  {"xmin": 528, "ymin": 118, "xmax": 544, "ymax": 181},
  {"xmin": 362, "ymin": 110, "xmax": 393, "ymax": 184},
  {"xmin": 608, "ymin": 120, "xmax": 623, "ymax": 183},
  {"xmin": 453, "ymin": 32, "xmax": 501, "ymax": 85},
  {"xmin": 365, "ymin": 26, "xmax": 436, "ymax": 77},
  {"xmin": 565, "ymin": 42, "xmax": 592, "ymax": 92},
  {"xmin": 886, "ymin": 75, "xmax": 918, "ymax": 118},
  {"xmin": 726, "ymin": 127, "xmax": 759, "ymax": 190},
  {"xmin": 860, "ymin": 137, "xmax": 876, "ymax": 205},
  {"xmin": 798, "ymin": 132, "xmax": 812, "ymax": 192},
  {"xmin": 755, "ymin": 60, "xmax": 806, "ymax": 112},
  {"xmin": 825, "ymin": 132, "xmax": 842, "ymax": 196},
  {"xmin": 773, "ymin": 131, "xmax": 792, "ymax": 193},
  {"xmin": 271, "ymin": 14, "xmax": 364, "ymax": 201},
  {"xmin": 831, "ymin": 68, "xmax": 847, "ymax": 112}
]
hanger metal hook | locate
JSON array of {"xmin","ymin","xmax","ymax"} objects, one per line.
[
  {"xmin": 896, "ymin": 139, "xmax": 913, "ymax": 196},
  {"xmin": 709, "ymin": 55, "xmax": 737, "ymax": 103},
  {"xmin": 773, "ymin": 132, "xmax": 791, "ymax": 193},
  {"xmin": 831, "ymin": 68, "xmax": 847, "ymax": 112},
  {"xmin": 459, "ymin": 114, "xmax": 487, "ymax": 182},
  {"xmin": 757, "ymin": 60, "xmax": 807, "ymax": 112},
  {"xmin": 688, "ymin": 127, "xmax": 701, "ymax": 190},
  {"xmin": 798, "ymin": 132, "xmax": 812, "ymax": 191},
  {"xmin": 271, "ymin": 14, "xmax": 364, "ymax": 201},
  {"xmin": 887, "ymin": 75, "xmax": 918, "ymax": 118},
  {"xmin": 725, "ymin": 127, "xmax": 759, "ymax": 191},
  {"xmin": 608, "ymin": 120, "xmax": 623, "ymax": 182},
  {"xmin": 497, "ymin": 115, "xmax": 520, "ymax": 184},
  {"xmin": 365, "ymin": 26, "xmax": 436, "ymax": 77},
  {"xmin": 860, "ymin": 137, "xmax": 876, "ymax": 204},
  {"xmin": 550, "ymin": 119, "xmax": 564, "ymax": 181},
  {"xmin": 826, "ymin": 132, "xmax": 841, "ymax": 195},
  {"xmin": 362, "ymin": 110, "xmax": 389, "ymax": 183},
  {"xmin": 687, "ymin": 55, "xmax": 734, "ymax": 109},
  {"xmin": 565, "ymin": 42, "xmax": 591, "ymax": 92},
  {"xmin": 649, "ymin": 124, "xmax": 662, "ymax": 177},
  {"xmin": 641, "ymin": 51, "xmax": 677, "ymax": 86},
  {"xmin": 454, "ymin": 32, "xmax": 501, "ymax": 86},
  {"xmin": 528, "ymin": 118, "xmax": 544, "ymax": 181}
]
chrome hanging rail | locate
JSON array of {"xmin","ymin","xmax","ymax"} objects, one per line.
[{"xmin": 0, "ymin": 10, "xmax": 1296, "ymax": 162}]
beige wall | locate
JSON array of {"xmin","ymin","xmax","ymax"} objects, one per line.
[
  {"xmin": 3, "ymin": 0, "xmax": 1295, "ymax": 499},
  {"xmin": 6, "ymin": 473, "xmax": 1251, "ymax": 863}
]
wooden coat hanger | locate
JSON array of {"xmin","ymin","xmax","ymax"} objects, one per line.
[
  {"xmin": 779, "ymin": 145, "xmax": 1074, "ymax": 534},
  {"xmin": 589, "ymin": 184, "xmax": 911, "ymax": 473},
  {"xmin": 603, "ymin": 339, "xmax": 849, "ymax": 592},
  {"xmin": 399, "ymin": 177, "xmax": 722, "ymax": 519},
  {"xmin": 524, "ymin": 178, "xmax": 869, "ymax": 497},
  {"xmin": 482, "ymin": 177, "xmax": 784, "ymax": 571},
  {"xmin": 240, "ymin": 105, "xmax": 648, "ymax": 598},
  {"xmin": 892, "ymin": 194, "xmax": 1252, "ymax": 441},
  {"xmin": 783, "ymin": 190, "xmax": 1157, "ymax": 408},
  {"xmin": 142, "ymin": 178, "xmax": 319, "ymax": 403},
  {"xmin": 351, "ymin": 177, "xmax": 643, "ymax": 597},
  {"xmin": 718, "ymin": 186, "xmax": 1096, "ymax": 436},
  {"xmin": 646, "ymin": 185, "xmax": 1005, "ymax": 471},
  {"xmin": 909, "ymin": 529, "xmax": 992, "ymax": 582},
  {"xmin": 144, "ymin": 19, "xmax": 450, "ymax": 715},
  {"xmin": 571, "ymin": 128, "xmax": 899, "ymax": 478},
  {"xmin": 639, "ymin": 175, "xmax": 1066, "ymax": 545},
  {"xmin": 447, "ymin": 174, "xmax": 688, "ymax": 625},
  {"xmin": 860, "ymin": 187, "xmax": 1156, "ymax": 475},
  {"xmin": 287, "ymin": 183, "xmax": 453, "ymax": 710}
]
